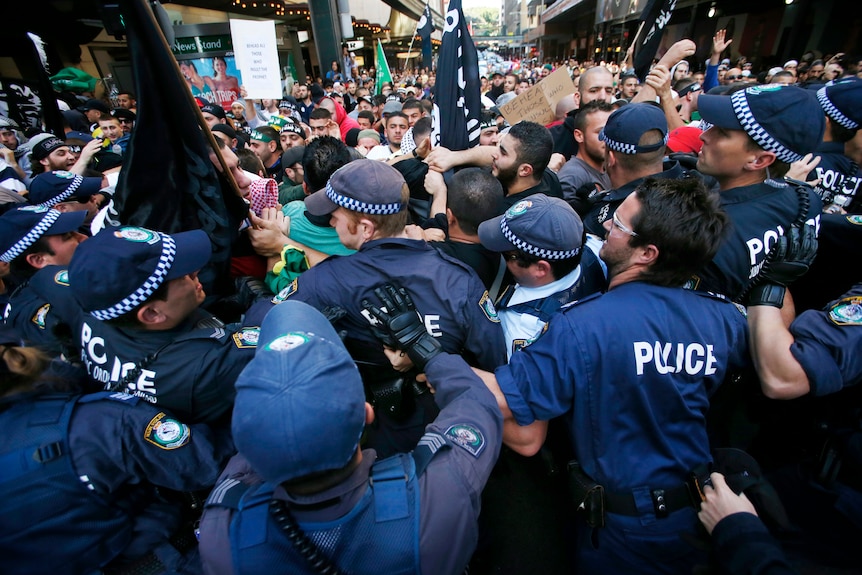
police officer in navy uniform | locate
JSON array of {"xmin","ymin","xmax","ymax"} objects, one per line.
[
  {"xmin": 254, "ymin": 160, "xmax": 506, "ymax": 456},
  {"xmin": 478, "ymin": 194, "xmax": 607, "ymax": 358},
  {"xmin": 0, "ymin": 324, "xmax": 233, "ymax": 575},
  {"xmin": 810, "ymin": 78, "xmax": 862, "ymax": 213},
  {"xmin": 198, "ymin": 299, "xmax": 502, "ymax": 575},
  {"xmin": 0, "ymin": 206, "xmax": 88, "ymax": 356},
  {"xmin": 745, "ymin": 225, "xmax": 862, "ymax": 569},
  {"xmin": 694, "ymin": 84, "xmax": 825, "ymax": 302},
  {"xmin": 579, "ymin": 103, "xmax": 689, "ymax": 238},
  {"xmin": 65, "ymin": 226, "xmax": 258, "ymax": 424},
  {"xmin": 473, "ymin": 177, "xmax": 749, "ymax": 574}
]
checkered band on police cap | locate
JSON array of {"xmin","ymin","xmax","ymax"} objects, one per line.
[
  {"xmin": 0, "ymin": 208, "xmax": 60, "ymax": 263},
  {"xmin": 499, "ymin": 217, "xmax": 581, "ymax": 260},
  {"xmin": 599, "ymin": 130, "xmax": 668, "ymax": 156},
  {"xmin": 816, "ymin": 87, "xmax": 858, "ymax": 130},
  {"xmin": 37, "ymin": 173, "xmax": 84, "ymax": 208},
  {"xmin": 89, "ymin": 233, "xmax": 177, "ymax": 321},
  {"xmin": 730, "ymin": 89, "xmax": 802, "ymax": 163},
  {"xmin": 324, "ymin": 180, "xmax": 402, "ymax": 215}
]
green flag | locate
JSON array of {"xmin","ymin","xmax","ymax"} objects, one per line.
[{"xmin": 375, "ymin": 38, "xmax": 393, "ymax": 95}]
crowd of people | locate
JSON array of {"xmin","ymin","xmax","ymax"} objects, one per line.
[{"xmin": 1, "ymin": 22, "xmax": 861, "ymax": 575}]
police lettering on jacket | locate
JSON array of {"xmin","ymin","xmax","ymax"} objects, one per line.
[
  {"xmin": 633, "ymin": 341, "xmax": 718, "ymax": 376},
  {"xmin": 80, "ymin": 321, "xmax": 158, "ymax": 399},
  {"xmin": 744, "ymin": 213, "xmax": 820, "ymax": 281}
]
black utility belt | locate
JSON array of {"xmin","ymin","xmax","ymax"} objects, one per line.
[{"xmin": 567, "ymin": 461, "xmax": 707, "ymax": 528}]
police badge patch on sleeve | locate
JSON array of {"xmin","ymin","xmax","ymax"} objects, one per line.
[
  {"xmin": 479, "ymin": 291, "xmax": 500, "ymax": 323},
  {"xmin": 444, "ymin": 424, "xmax": 486, "ymax": 458},
  {"xmin": 31, "ymin": 303, "xmax": 50, "ymax": 328},
  {"xmin": 232, "ymin": 327, "xmax": 260, "ymax": 348},
  {"xmin": 144, "ymin": 412, "xmax": 191, "ymax": 449},
  {"xmin": 272, "ymin": 279, "xmax": 298, "ymax": 304},
  {"xmin": 846, "ymin": 215, "xmax": 862, "ymax": 226},
  {"xmin": 828, "ymin": 296, "xmax": 862, "ymax": 326},
  {"xmin": 54, "ymin": 270, "xmax": 69, "ymax": 286}
]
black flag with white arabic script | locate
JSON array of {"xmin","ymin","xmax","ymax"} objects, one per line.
[
  {"xmin": 633, "ymin": 0, "xmax": 677, "ymax": 82},
  {"xmin": 434, "ymin": 0, "xmax": 481, "ymax": 151},
  {"xmin": 418, "ymin": 3, "xmax": 434, "ymax": 70}
]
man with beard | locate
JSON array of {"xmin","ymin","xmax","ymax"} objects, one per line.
[
  {"xmin": 557, "ymin": 101, "xmax": 614, "ymax": 212},
  {"xmin": 492, "ymin": 121, "xmax": 563, "ymax": 208}
]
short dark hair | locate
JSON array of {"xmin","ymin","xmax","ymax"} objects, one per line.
[
  {"xmin": 827, "ymin": 118, "xmax": 858, "ymax": 143},
  {"xmin": 401, "ymin": 98, "xmax": 422, "ymax": 112},
  {"xmin": 509, "ymin": 248, "xmax": 582, "ymax": 281},
  {"xmin": 236, "ymin": 147, "xmax": 265, "ymax": 176},
  {"xmin": 309, "ymin": 108, "xmax": 332, "ymax": 121},
  {"xmin": 412, "ymin": 116, "xmax": 433, "ymax": 141},
  {"xmin": 117, "ymin": 90, "xmax": 136, "ymax": 100},
  {"xmin": 630, "ymin": 176, "xmax": 728, "ymax": 287},
  {"xmin": 385, "ymin": 112, "xmax": 409, "ymax": 127},
  {"xmin": 9, "ymin": 236, "xmax": 53, "ymax": 277},
  {"xmin": 303, "ymin": 136, "xmax": 351, "ymax": 191},
  {"xmin": 106, "ymin": 281, "xmax": 171, "ymax": 329},
  {"xmin": 357, "ymin": 110, "xmax": 375, "ymax": 124},
  {"xmin": 447, "ymin": 167, "xmax": 504, "ymax": 235},
  {"xmin": 574, "ymin": 100, "xmax": 614, "ymax": 133},
  {"xmin": 507, "ymin": 121, "xmax": 553, "ymax": 179}
]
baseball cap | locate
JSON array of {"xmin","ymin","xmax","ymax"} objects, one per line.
[
  {"xmin": 79, "ymin": 99, "xmax": 109, "ymax": 114},
  {"xmin": 306, "ymin": 160, "xmax": 406, "ymax": 216},
  {"xmin": 201, "ymin": 104, "xmax": 227, "ymax": 120},
  {"xmin": 65, "ymin": 131, "xmax": 94, "ymax": 143},
  {"xmin": 282, "ymin": 145, "xmax": 305, "ymax": 168},
  {"xmin": 478, "ymin": 195, "xmax": 583, "ymax": 260},
  {"xmin": 698, "ymin": 85, "xmax": 825, "ymax": 163},
  {"xmin": 30, "ymin": 135, "xmax": 69, "ymax": 162},
  {"xmin": 232, "ymin": 300, "xmax": 366, "ymax": 484},
  {"xmin": 0, "ymin": 206, "xmax": 87, "ymax": 263},
  {"xmin": 68, "ymin": 226, "xmax": 211, "ymax": 320},
  {"xmin": 382, "ymin": 100, "xmax": 403, "ymax": 115},
  {"xmin": 29, "ymin": 171, "xmax": 104, "ymax": 208},
  {"xmin": 666, "ymin": 126, "xmax": 704, "ymax": 154},
  {"xmin": 357, "ymin": 95, "xmax": 373, "ymax": 107},
  {"xmin": 599, "ymin": 103, "xmax": 668, "ymax": 155},
  {"xmin": 111, "ymin": 108, "xmax": 136, "ymax": 122},
  {"xmin": 816, "ymin": 78, "xmax": 862, "ymax": 130},
  {"xmin": 211, "ymin": 123, "xmax": 238, "ymax": 141}
]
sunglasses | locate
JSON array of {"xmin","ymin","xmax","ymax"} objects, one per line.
[{"xmin": 726, "ymin": 75, "xmax": 743, "ymax": 81}]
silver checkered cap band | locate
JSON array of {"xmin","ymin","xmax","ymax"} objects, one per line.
[
  {"xmin": 324, "ymin": 181, "xmax": 402, "ymax": 215},
  {"xmin": 731, "ymin": 89, "xmax": 802, "ymax": 164},
  {"xmin": 1, "ymin": 209, "xmax": 61, "ymax": 262},
  {"xmin": 599, "ymin": 130, "xmax": 668, "ymax": 155},
  {"xmin": 817, "ymin": 87, "xmax": 857, "ymax": 130},
  {"xmin": 38, "ymin": 174, "xmax": 84, "ymax": 208},
  {"xmin": 90, "ymin": 234, "xmax": 177, "ymax": 321},
  {"xmin": 500, "ymin": 218, "xmax": 580, "ymax": 260}
]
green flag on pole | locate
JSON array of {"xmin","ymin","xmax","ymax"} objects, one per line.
[{"xmin": 375, "ymin": 38, "xmax": 393, "ymax": 95}]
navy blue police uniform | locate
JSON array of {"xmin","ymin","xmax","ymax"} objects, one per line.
[
  {"xmin": 199, "ymin": 352, "xmax": 502, "ymax": 575},
  {"xmin": 691, "ymin": 179, "xmax": 822, "ymax": 302},
  {"xmin": 0, "ymin": 390, "xmax": 232, "ymax": 575},
  {"xmin": 810, "ymin": 141, "xmax": 862, "ymax": 212},
  {"xmin": 495, "ymin": 282, "xmax": 750, "ymax": 574}
]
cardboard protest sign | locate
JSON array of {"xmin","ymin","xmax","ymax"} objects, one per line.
[{"xmin": 499, "ymin": 67, "xmax": 575, "ymax": 126}]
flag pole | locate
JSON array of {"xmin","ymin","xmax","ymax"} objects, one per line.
[{"xmin": 405, "ymin": 18, "xmax": 420, "ymax": 73}]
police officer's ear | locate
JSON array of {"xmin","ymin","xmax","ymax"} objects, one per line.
[
  {"xmin": 136, "ymin": 302, "xmax": 167, "ymax": 327},
  {"xmin": 746, "ymin": 149, "xmax": 776, "ymax": 172},
  {"xmin": 365, "ymin": 402, "xmax": 375, "ymax": 425},
  {"xmin": 24, "ymin": 252, "xmax": 51, "ymax": 270}
]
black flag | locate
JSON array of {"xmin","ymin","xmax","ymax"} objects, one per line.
[
  {"xmin": 633, "ymin": 0, "xmax": 677, "ymax": 82},
  {"xmin": 418, "ymin": 3, "xmax": 434, "ymax": 70},
  {"xmin": 112, "ymin": 0, "xmax": 247, "ymax": 299},
  {"xmin": 434, "ymin": 0, "xmax": 481, "ymax": 151}
]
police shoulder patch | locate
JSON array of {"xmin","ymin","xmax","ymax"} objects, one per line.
[
  {"xmin": 144, "ymin": 412, "xmax": 191, "ymax": 449},
  {"xmin": 31, "ymin": 303, "xmax": 50, "ymax": 328},
  {"xmin": 54, "ymin": 270, "xmax": 69, "ymax": 286},
  {"xmin": 232, "ymin": 327, "xmax": 260, "ymax": 348},
  {"xmin": 828, "ymin": 296, "xmax": 862, "ymax": 326},
  {"xmin": 444, "ymin": 424, "xmax": 486, "ymax": 458},
  {"xmin": 846, "ymin": 215, "xmax": 862, "ymax": 226},
  {"xmin": 479, "ymin": 291, "xmax": 500, "ymax": 322},
  {"xmin": 272, "ymin": 279, "xmax": 298, "ymax": 304}
]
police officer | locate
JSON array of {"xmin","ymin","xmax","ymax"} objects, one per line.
[
  {"xmin": 255, "ymin": 159, "xmax": 506, "ymax": 456},
  {"xmin": 810, "ymin": 78, "xmax": 862, "ymax": 213},
  {"xmin": 28, "ymin": 169, "xmax": 109, "ymax": 227},
  {"xmin": 579, "ymin": 102, "xmax": 689, "ymax": 237},
  {"xmin": 0, "ymin": 324, "xmax": 233, "ymax": 575},
  {"xmin": 478, "ymin": 194, "xmax": 606, "ymax": 358},
  {"xmin": 198, "ymin": 299, "xmax": 502, "ymax": 575},
  {"xmin": 1, "ymin": 206, "xmax": 88, "ymax": 356},
  {"xmin": 694, "ymin": 84, "xmax": 824, "ymax": 302},
  {"xmin": 474, "ymin": 177, "xmax": 749, "ymax": 573},
  {"xmin": 65, "ymin": 226, "xmax": 257, "ymax": 424},
  {"xmin": 746, "ymin": 220, "xmax": 862, "ymax": 569}
]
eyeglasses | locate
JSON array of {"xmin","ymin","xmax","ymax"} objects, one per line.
[
  {"xmin": 118, "ymin": 119, "xmax": 133, "ymax": 124},
  {"xmin": 612, "ymin": 211, "xmax": 638, "ymax": 237},
  {"xmin": 726, "ymin": 75, "xmax": 743, "ymax": 81}
]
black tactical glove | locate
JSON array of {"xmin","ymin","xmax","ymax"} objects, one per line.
[
  {"xmin": 361, "ymin": 283, "xmax": 442, "ymax": 371},
  {"xmin": 747, "ymin": 223, "xmax": 818, "ymax": 308}
]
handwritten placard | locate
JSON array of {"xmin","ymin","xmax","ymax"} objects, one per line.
[
  {"xmin": 499, "ymin": 67, "xmax": 575, "ymax": 126},
  {"xmin": 229, "ymin": 19, "xmax": 282, "ymax": 99}
]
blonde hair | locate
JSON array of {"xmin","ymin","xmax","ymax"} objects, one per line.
[{"xmin": 1, "ymin": 345, "xmax": 49, "ymax": 393}]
